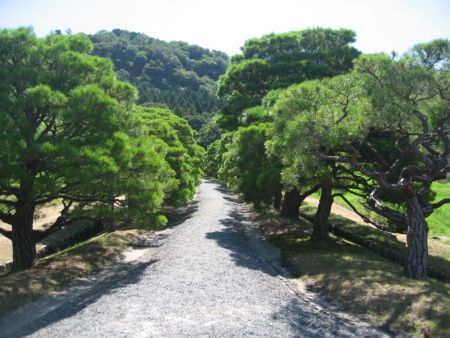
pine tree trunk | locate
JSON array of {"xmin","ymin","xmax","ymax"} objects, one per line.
[
  {"xmin": 273, "ymin": 188, "xmax": 282, "ymax": 210},
  {"xmin": 404, "ymin": 192, "xmax": 428, "ymax": 280},
  {"xmin": 280, "ymin": 188, "xmax": 302, "ymax": 218},
  {"xmin": 11, "ymin": 200, "xmax": 36, "ymax": 271},
  {"xmin": 312, "ymin": 183, "xmax": 333, "ymax": 241},
  {"xmin": 108, "ymin": 198, "xmax": 116, "ymax": 232}
]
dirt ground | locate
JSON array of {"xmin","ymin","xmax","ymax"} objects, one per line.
[
  {"xmin": 305, "ymin": 197, "xmax": 450, "ymax": 247},
  {"xmin": 0, "ymin": 205, "xmax": 63, "ymax": 265}
]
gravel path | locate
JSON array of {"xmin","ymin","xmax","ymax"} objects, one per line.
[{"xmin": 1, "ymin": 180, "xmax": 389, "ymax": 337}]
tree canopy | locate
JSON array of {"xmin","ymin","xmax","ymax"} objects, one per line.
[
  {"xmin": 270, "ymin": 39, "xmax": 450, "ymax": 279},
  {"xmin": 133, "ymin": 107, "xmax": 204, "ymax": 205},
  {"xmin": 206, "ymin": 25, "xmax": 450, "ymax": 280},
  {"xmin": 216, "ymin": 28, "xmax": 361, "ymax": 130},
  {"xmin": 0, "ymin": 28, "xmax": 203, "ymax": 271},
  {"xmin": 206, "ymin": 28, "xmax": 362, "ymax": 224}
]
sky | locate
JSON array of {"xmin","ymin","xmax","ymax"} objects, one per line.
[{"xmin": 0, "ymin": 0, "xmax": 449, "ymax": 56}]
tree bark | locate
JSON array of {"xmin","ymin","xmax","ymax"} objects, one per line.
[
  {"xmin": 273, "ymin": 188, "xmax": 282, "ymax": 210},
  {"xmin": 404, "ymin": 189, "xmax": 428, "ymax": 280},
  {"xmin": 11, "ymin": 200, "xmax": 36, "ymax": 271},
  {"xmin": 312, "ymin": 182, "xmax": 333, "ymax": 241},
  {"xmin": 280, "ymin": 188, "xmax": 302, "ymax": 218},
  {"xmin": 106, "ymin": 197, "xmax": 117, "ymax": 232}
]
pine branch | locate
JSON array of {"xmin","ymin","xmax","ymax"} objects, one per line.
[
  {"xmin": 0, "ymin": 227, "xmax": 12, "ymax": 240},
  {"xmin": 332, "ymin": 193, "xmax": 400, "ymax": 231},
  {"xmin": 431, "ymin": 198, "xmax": 450, "ymax": 210},
  {"xmin": 367, "ymin": 188, "xmax": 406, "ymax": 224},
  {"xmin": 0, "ymin": 210, "xmax": 14, "ymax": 225},
  {"xmin": 0, "ymin": 198, "xmax": 16, "ymax": 206}
]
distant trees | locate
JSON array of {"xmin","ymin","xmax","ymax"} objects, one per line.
[
  {"xmin": 88, "ymin": 29, "xmax": 229, "ymax": 140},
  {"xmin": 207, "ymin": 28, "xmax": 362, "ymax": 221},
  {"xmin": 0, "ymin": 28, "xmax": 203, "ymax": 271},
  {"xmin": 217, "ymin": 28, "xmax": 361, "ymax": 130}
]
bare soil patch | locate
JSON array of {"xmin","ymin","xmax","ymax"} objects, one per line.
[
  {"xmin": 305, "ymin": 197, "xmax": 450, "ymax": 246},
  {"xmin": 0, "ymin": 205, "xmax": 64, "ymax": 265}
]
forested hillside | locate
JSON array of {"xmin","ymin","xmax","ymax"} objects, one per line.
[{"xmin": 88, "ymin": 29, "xmax": 229, "ymax": 138}]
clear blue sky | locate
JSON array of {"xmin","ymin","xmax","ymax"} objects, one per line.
[{"xmin": 0, "ymin": 0, "xmax": 449, "ymax": 56}]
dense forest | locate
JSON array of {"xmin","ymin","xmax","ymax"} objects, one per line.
[{"xmin": 88, "ymin": 29, "xmax": 228, "ymax": 146}]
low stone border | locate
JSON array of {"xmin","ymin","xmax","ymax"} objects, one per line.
[
  {"xmin": 0, "ymin": 220, "xmax": 104, "ymax": 271},
  {"xmin": 300, "ymin": 212, "xmax": 450, "ymax": 283}
]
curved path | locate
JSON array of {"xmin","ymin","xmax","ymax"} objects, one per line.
[{"xmin": 1, "ymin": 180, "xmax": 388, "ymax": 337}]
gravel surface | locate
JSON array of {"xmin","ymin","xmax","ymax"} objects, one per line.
[{"xmin": 0, "ymin": 180, "xmax": 390, "ymax": 337}]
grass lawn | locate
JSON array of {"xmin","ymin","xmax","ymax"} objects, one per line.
[
  {"xmin": 325, "ymin": 181, "xmax": 450, "ymax": 238},
  {"xmin": 255, "ymin": 208, "xmax": 450, "ymax": 337},
  {"xmin": 301, "ymin": 204, "xmax": 450, "ymax": 277},
  {"xmin": 427, "ymin": 182, "xmax": 450, "ymax": 237}
]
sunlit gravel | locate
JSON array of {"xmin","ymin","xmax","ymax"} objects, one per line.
[{"xmin": 4, "ymin": 180, "xmax": 389, "ymax": 337}]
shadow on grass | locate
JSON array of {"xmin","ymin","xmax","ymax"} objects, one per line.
[
  {"xmin": 309, "ymin": 254, "xmax": 450, "ymax": 336},
  {"xmin": 269, "ymin": 230, "xmax": 450, "ymax": 336},
  {"xmin": 255, "ymin": 210, "xmax": 312, "ymax": 238},
  {"xmin": 0, "ymin": 231, "xmax": 148, "ymax": 315},
  {"xmin": 301, "ymin": 203, "xmax": 450, "ymax": 280}
]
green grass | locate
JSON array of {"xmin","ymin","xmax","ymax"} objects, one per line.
[
  {"xmin": 301, "ymin": 203, "xmax": 450, "ymax": 276},
  {"xmin": 316, "ymin": 181, "xmax": 450, "ymax": 237},
  {"xmin": 427, "ymin": 182, "xmax": 450, "ymax": 237},
  {"xmin": 254, "ymin": 209, "xmax": 450, "ymax": 337}
]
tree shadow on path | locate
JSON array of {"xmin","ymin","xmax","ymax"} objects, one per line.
[
  {"xmin": 7, "ymin": 258, "xmax": 159, "ymax": 337},
  {"xmin": 206, "ymin": 185, "xmax": 280, "ymax": 277},
  {"xmin": 164, "ymin": 200, "xmax": 200, "ymax": 229}
]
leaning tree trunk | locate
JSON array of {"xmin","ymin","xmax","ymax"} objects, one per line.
[
  {"xmin": 312, "ymin": 183, "xmax": 333, "ymax": 241},
  {"xmin": 404, "ymin": 191, "xmax": 428, "ymax": 280},
  {"xmin": 11, "ymin": 200, "xmax": 37, "ymax": 271},
  {"xmin": 280, "ymin": 188, "xmax": 302, "ymax": 218}
]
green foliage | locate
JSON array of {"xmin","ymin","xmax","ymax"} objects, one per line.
[
  {"xmin": 88, "ymin": 29, "xmax": 229, "ymax": 132},
  {"xmin": 0, "ymin": 28, "xmax": 204, "ymax": 270},
  {"xmin": 197, "ymin": 118, "xmax": 224, "ymax": 149},
  {"xmin": 201, "ymin": 133, "xmax": 233, "ymax": 178},
  {"xmin": 217, "ymin": 28, "xmax": 361, "ymax": 131},
  {"xmin": 271, "ymin": 39, "xmax": 450, "ymax": 242},
  {"xmin": 423, "ymin": 182, "xmax": 450, "ymax": 237},
  {"xmin": 269, "ymin": 74, "xmax": 369, "ymax": 201},
  {"xmin": 216, "ymin": 124, "xmax": 282, "ymax": 211},
  {"xmin": 133, "ymin": 107, "xmax": 204, "ymax": 206},
  {"xmin": 210, "ymin": 28, "xmax": 363, "ymax": 212},
  {"xmin": 0, "ymin": 28, "xmax": 138, "ymax": 206}
]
